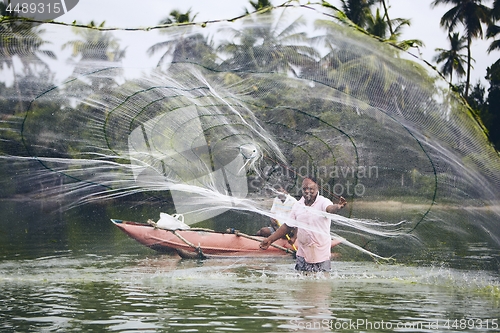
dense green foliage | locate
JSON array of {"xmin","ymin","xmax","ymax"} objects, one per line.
[
  {"xmin": 337, "ymin": 0, "xmax": 500, "ymax": 150},
  {"xmin": 0, "ymin": 2, "xmax": 498, "ymax": 204}
]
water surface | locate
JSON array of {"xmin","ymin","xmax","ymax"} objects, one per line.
[{"xmin": 1, "ymin": 201, "xmax": 499, "ymax": 332}]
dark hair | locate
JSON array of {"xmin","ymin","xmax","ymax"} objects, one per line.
[
  {"xmin": 274, "ymin": 184, "xmax": 284, "ymax": 191},
  {"xmin": 303, "ymin": 175, "xmax": 318, "ymax": 185}
]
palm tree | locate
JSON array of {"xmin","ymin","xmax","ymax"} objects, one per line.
[
  {"xmin": 340, "ymin": 0, "xmax": 376, "ymax": 28},
  {"xmin": 217, "ymin": 14, "xmax": 319, "ymax": 75},
  {"xmin": 378, "ymin": 0, "xmax": 394, "ymax": 36},
  {"xmin": 487, "ymin": 25, "xmax": 500, "ymax": 52},
  {"xmin": 492, "ymin": 0, "xmax": 500, "ymax": 19},
  {"xmin": 323, "ymin": 0, "xmax": 422, "ymax": 50},
  {"xmin": 148, "ymin": 9, "xmax": 215, "ymax": 69},
  {"xmin": 487, "ymin": 0, "xmax": 500, "ymax": 52},
  {"xmin": 159, "ymin": 8, "xmax": 197, "ymax": 25},
  {"xmin": 0, "ymin": 5, "xmax": 56, "ymax": 113},
  {"xmin": 431, "ymin": 0, "xmax": 492, "ymax": 98},
  {"xmin": 339, "ymin": 0, "xmax": 408, "ymax": 42},
  {"xmin": 365, "ymin": 7, "xmax": 419, "ymax": 48},
  {"xmin": 434, "ymin": 32, "xmax": 468, "ymax": 83},
  {"xmin": 365, "ymin": 8, "xmax": 388, "ymax": 38},
  {"xmin": 62, "ymin": 21, "xmax": 125, "ymax": 63},
  {"xmin": 62, "ymin": 21, "xmax": 126, "ymax": 91},
  {"xmin": 246, "ymin": 0, "xmax": 273, "ymax": 13}
]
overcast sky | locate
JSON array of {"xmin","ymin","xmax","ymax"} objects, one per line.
[{"xmin": 57, "ymin": 0, "xmax": 498, "ymax": 87}]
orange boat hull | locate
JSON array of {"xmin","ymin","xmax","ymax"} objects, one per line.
[{"xmin": 112, "ymin": 219, "xmax": 341, "ymax": 257}]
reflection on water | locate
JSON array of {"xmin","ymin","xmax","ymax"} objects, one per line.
[
  {"xmin": 1, "ymin": 256, "xmax": 499, "ymax": 332},
  {"xmin": 0, "ymin": 200, "xmax": 499, "ymax": 332}
]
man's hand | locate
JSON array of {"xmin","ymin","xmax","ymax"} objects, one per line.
[
  {"xmin": 260, "ymin": 237, "xmax": 271, "ymax": 250},
  {"xmin": 270, "ymin": 218, "xmax": 279, "ymax": 230},
  {"xmin": 338, "ymin": 196, "xmax": 347, "ymax": 208},
  {"xmin": 326, "ymin": 197, "xmax": 347, "ymax": 214}
]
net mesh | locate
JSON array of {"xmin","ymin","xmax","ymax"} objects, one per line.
[{"xmin": 1, "ymin": 4, "xmax": 499, "ymax": 259}]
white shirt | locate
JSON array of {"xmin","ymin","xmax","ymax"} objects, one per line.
[
  {"xmin": 287, "ymin": 195, "xmax": 333, "ymax": 263},
  {"xmin": 270, "ymin": 194, "xmax": 297, "ymax": 222}
]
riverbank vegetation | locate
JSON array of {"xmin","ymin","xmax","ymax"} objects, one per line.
[{"xmin": 0, "ymin": 1, "xmax": 498, "ymax": 203}]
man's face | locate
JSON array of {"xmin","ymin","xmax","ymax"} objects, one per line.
[
  {"xmin": 302, "ymin": 178, "xmax": 318, "ymax": 203},
  {"xmin": 276, "ymin": 187, "xmax": 287, "ymax": 201}
]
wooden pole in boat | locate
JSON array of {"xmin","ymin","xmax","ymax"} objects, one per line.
[
  {"xmin": 147, "ymin": 218, "xmax": 206, "ymax": 259},
  {"xmin": 172, "ymin": 230, "xmax": 206, "ymax": 259},
  {"xmin": 228, "ymin": 229, "xmax": 295, "ymax": 254}
]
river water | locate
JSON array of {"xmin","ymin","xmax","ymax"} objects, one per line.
[{"xmin": 1, "ymin": 201, "xmax": 499, "ymax": 332}]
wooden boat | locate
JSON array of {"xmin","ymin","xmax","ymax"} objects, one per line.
[{"xmin": 111, "ymin": 219, "xmax": 341, "ymax": 258}]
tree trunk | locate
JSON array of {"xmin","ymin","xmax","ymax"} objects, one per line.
[
  {"xmin": 11, "ymin": 61, "xmax": 24, "ymax": 114},
  {"xmin": 465, "ymin": 35, "xmax": 472, "ymax": 98},
  {"xmin": 380, "ymin": 0, "xmax": 394, "ymax": 36}
]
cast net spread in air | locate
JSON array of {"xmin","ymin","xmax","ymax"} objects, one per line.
[{"xmin": 1, "ymin": 4, "xmax": 499, "ymax": 259}]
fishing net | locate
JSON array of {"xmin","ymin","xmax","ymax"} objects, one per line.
[{"xmin": 1, "ymin": 4, "xmax": 499, "ymax": 259}]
